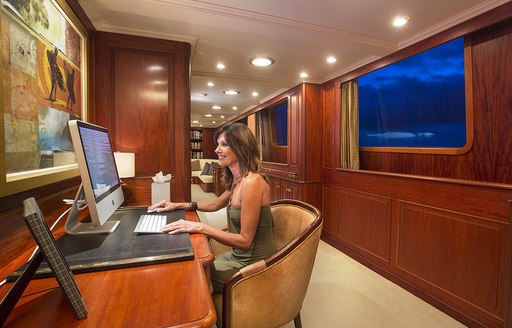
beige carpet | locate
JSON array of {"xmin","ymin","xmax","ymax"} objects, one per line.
[
  {"xmin": 280, "ymin": 241, "xmax": 467, "ymax": 328},
  {"xmin": 191, "ymin": 184, "xmax": 466, "ymax": 328}
]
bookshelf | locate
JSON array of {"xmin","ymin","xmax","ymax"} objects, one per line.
[{"xmin": 190, "ymin": 129, "xmax": 203, "ymax": 159}]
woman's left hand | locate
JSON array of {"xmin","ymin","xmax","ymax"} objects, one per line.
[{"xmin": 161, "ymin": 219, "xmax": 203, "ymax": 234}]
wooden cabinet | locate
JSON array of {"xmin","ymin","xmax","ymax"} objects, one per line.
[
  {"xmin": 190, "ymin": 128, "xmax": 217, "ymax": 159},
  {"xmin": 254, "ymin": 83, "xmax": 322, "ymax": 209},
  {"xmin": 268, "ymin": 175, "xmax": 302, "ymax": 201}
]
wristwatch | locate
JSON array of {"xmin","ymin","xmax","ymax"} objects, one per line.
[{"xmin": 188, "ymin": 201, "xmax": 197, "ymax": 211}]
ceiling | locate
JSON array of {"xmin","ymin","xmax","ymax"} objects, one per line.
[{"xmin": 77, "ymin": 0, "xmax": 507, "ymax": 128}]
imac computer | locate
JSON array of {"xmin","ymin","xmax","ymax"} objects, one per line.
[{"xmin": 66, "ymin": 120, "xmax": 124, "ymax": 235}]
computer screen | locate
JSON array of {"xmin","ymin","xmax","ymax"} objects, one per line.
[{"xmin": 66, "ymin": 120, "xmax": 124, "ymax": 234}]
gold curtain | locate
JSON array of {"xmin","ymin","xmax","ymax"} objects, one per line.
[{"xmin": 340, "ymin": 80, "xmax": 360, "ymax": 169}]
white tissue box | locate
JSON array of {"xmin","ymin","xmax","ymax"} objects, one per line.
[{"xmin": 151, "ymin": 182, "xmax": 170, "ymax": 204}]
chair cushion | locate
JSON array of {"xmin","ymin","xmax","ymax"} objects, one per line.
[
  {"xmin": 201, "ymin": 162, "xmax": 211, "ymax": 175},
  {"xmin": 191, "ymin": 159, "xmax": 201, "ymax": 171}
]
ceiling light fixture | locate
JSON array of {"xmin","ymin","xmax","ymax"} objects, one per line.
[
  {"xmin": 204, "ymin": 114, "xmax": 213, "ymax": 118},
  {"xmin": 393, "ymin": 16, "xmax": 409, "ymax": 27},
  {"xmin": 250, "ymin": 56, "xmax": 274, "ymax": 67},
  {"xmin": 207, "ymin": 81, "xmax": 215, "ymax": 87},
  {"xmin": 300, "ymin": 72, "xmax": 308, "ymax": 78},
  {"xmin": 232, "ymin": 106, "xmax": 238, "ymax": 110},
  {"xmin": 217, "ymin": 63, "xmax": 226, "ymax": 69},
  {"xmin": 327, "ymin": 56, "xmax": 337, "ymax": 64},
  {"xmin": 192, "ymin": 120, "xmax": 200, "ymax": 124},
  {"xmin": 252, "ymin": 91, "xmax": 259, "ymax": 97},
  {"xmin": 223, "ymin": 89, "xmax": 240, "ymax": 95},
  {"xmin": 210, "ymin": 105, "xmax": 222, "ymax": 110}
]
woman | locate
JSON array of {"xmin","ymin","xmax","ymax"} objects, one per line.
[{"xmin": 148, "ymin": 123, "xmax": 277, "ymax": 293}]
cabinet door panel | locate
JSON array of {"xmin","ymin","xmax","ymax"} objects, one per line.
[
  {"xmin": 281, "ymin": 180, "xmax": 301, "ymax": 200},
  {"xmin": 269, "ymin": 176, "xmax": 281, "ymax": 201}
]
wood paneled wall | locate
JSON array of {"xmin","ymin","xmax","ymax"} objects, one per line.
[
  {"xmin": 320, "ymin": 6, "xmax": 512, "ymax": 327},
  {"xmin": 337, "ymin": 14, "xmax": 512, "ymax": 185},
  {"xmin": 321, "ymin": 171, "xmax": 511, "ymax": 327},
  {"xmin": 92, "ymin": 32, "xmax": 191, "ymax": 202}
]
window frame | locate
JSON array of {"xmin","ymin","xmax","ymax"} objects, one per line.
[{"xmin": 356, "ymin": 38, "xmax": 474, "ymax": 155}]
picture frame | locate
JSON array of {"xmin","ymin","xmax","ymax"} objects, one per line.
[
  {"xmin": 0, "ymin": 197, "xmax": 87, "ymax": 325},
  {"xmin": 0, "ymin": 0, "xmax": 89, "ymax": 196}
]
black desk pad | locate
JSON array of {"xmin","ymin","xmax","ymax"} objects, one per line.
[{"xmin": 7, "ymin": 207, "xmax": 194, "ymax": 281}]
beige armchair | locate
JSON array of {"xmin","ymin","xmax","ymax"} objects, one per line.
[{"xmin": 212, "ymin": 199, "xmax": 323, "ymax": 328}]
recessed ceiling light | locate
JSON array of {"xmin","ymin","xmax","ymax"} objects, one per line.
[
  {"xmin": 252, "ymin": 91, "xmax": 259, "ymax": 97},
  {"xmin": 192, "ymin": 120, "xmax": 200, "ymax": 124},
  {"xmin": 223, "ymin": 89, "xmax": 240, "ymax": 95},
  {"xmin": 392, "ymin": 16, "xmax": 409, "ymax": 27},
  {"xmin": 204, "ymin": 114, "xmax": 213, "ymax": 118},
  {"xmin": 250, "ymin": 56, "xmax": 274, "ymax": 67},
  {"xmin": 212, "ymin": 121, "xmax": 216, "ymax": 124},
  {"xmin": 207, "ymin": 81, "xmax": 215, "ymax": 87},
  {"xmin": 199, "ymin": 124, "xmax": 203, "ymax": 127},
  {"xmin": 300, "ymin": 72, "xmax": 308, "ymax": 78},
  {"xmin": 217, "ymin": 63, "xmax": 226, "ymax": 69},
  {"xmin": 210, "ymin": 105, "xmax": 222, "ymax": 110},
  {"xmin": 220, "ymin": 115, "xmax": 225, "ymax": 119},
  {"xmin": 327, "ymin": 56, "xmax": 337, "ymax": 64},
  {"xmin": 232, "ymin": 106, "xmax": 238, "ymax": 110}
]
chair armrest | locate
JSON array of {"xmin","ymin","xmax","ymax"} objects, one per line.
[{"xmin": 239, "ymin": 260, "xmax": 267, "ymax": 278}]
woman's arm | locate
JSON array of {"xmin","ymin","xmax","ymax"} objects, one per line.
[
  {"xmin": 162, "ymin": 173, "xmax": 268, "ymax": 250},
  {"xmin": 148, "ymin": 189, "xmax": 231, "ymax": 213}
]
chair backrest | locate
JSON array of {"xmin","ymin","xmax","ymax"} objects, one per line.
[{"xmin": 221, "ymin": 199, "xmax": 323, "ymax": 328}]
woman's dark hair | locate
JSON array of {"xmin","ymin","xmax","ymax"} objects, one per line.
[{"xmin": 214, "ymin": 123, "xmax": 266, "ymax": 190}]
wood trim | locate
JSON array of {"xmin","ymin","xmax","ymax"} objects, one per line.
[{"xmin": 321, "ymin": 169, "xmax": 512, "ymax": 327}]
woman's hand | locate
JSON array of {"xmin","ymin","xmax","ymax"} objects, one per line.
[
  {"xmin": 161, "ymin": 219, "xmax": 203, "ymax": 234},
  {"xmin": 147, "ymin": 200, "xmax": 180, "ymax": 213}
]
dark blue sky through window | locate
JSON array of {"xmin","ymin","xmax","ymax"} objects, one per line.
[
  {"xmin": 274, "ymin": 102, "xmax": 288, "ymax": 146},
  {"xmin": 358, "ymin": 37, "xmax": 466, "ymax": 148}
]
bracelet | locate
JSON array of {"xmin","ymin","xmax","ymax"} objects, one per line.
[{"xmin": 188, "ymin": 201, "xmax": 197, "ymax": 211}]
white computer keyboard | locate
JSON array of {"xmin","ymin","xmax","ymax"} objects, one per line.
[{"xmin": 133, "ymin": 214, "xmax": 167, "ymax": 234}]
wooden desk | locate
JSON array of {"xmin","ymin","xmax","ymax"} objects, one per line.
[{"xmin": 0, "ymin": 206, "xmax": 216, "ymax": 327}]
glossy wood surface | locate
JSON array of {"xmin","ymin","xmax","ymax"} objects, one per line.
[
  {"xmin": 202, "ymin": 128, "xmax": 217, "ymax": 159},
  {"xmin": 321, "ymin": 170, "xmax": 511, "ymax": 328},
  {"xmin": 0, "ymin": 179, "xmax": 216, "ymax": 327},
  {"xmin": 1, "ymin": 258, "xmax": 215, "ymax": 328},
  {"xmin": 92, "ymin": 31, "xmax": 191, "ymax": 202},
  {"xmin": 319, "ymin": 7, "xmax": 512, "ymax": 328},
  {"xmin": 331, "ymin": 9, "xmax": 512, "ymax": 185}
]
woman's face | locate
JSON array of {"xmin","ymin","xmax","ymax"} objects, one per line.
[{"xmin": 215, "ymin": 132, "xmax": 238, "ymax": 167}]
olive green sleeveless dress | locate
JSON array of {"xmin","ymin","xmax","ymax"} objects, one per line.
[{"xmin": 210, "ymin": 205, "xmax": 277, "ymax": 294}]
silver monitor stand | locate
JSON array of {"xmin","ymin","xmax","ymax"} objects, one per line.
[{"xmin": 65, "ymin": 184, "xmax": 120, "ymax": 235}]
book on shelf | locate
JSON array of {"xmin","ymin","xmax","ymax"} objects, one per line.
[
  {"xmin": 190, "ymin": 129, "xmax": 202, "ymax": 139},
  {"xmin": 21, "ymin": 197, "xmax": 88, "ymax": 320}
]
